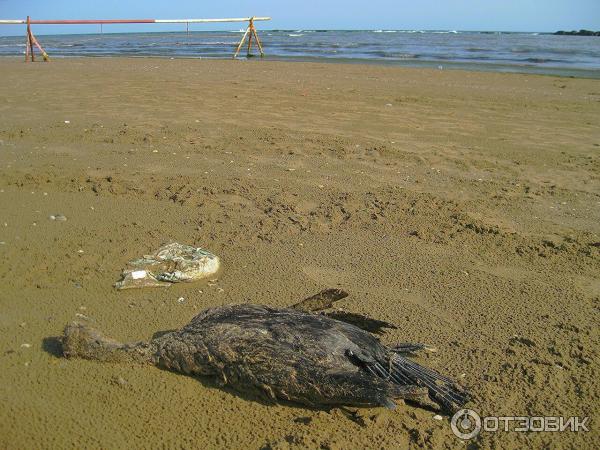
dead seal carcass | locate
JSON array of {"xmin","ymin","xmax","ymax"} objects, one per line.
[{"xmin": 61, "ymin": 289, "xmax": 468, "ymax": 411}]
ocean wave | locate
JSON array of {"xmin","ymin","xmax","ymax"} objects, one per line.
[
  {"xmin": 365, "ymin": 50, "xmax": 418, "ymax": 59},
  {"xmin": 173, "ymin": 41, "xmax": 236, "ymax": 46},
  {"xmin": 510, "ymin": 47, "xmax": 536, "ymax": 54},
  {"xmin": 522, "ymin": 57, "xmax": 566, "ymax": 64},
  {"xmin": 373, "ymin": 30, "xmax": 459, "ymax": 34}
]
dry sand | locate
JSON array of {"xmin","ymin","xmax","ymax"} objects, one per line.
[{"xmin": 0, "ymin": 57, "xmax": 598, "ymax": 449}]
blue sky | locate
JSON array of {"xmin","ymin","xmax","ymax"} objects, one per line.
[{"xmin": 0, "ymin": 0, "xmax": 599, "ymax": 36}]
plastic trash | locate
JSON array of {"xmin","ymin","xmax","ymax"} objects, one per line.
[{"xmin": 115, "ymin": 242, "xmax": 220, "ymax": 290}]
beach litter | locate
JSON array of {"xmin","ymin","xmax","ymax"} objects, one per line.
[{"xmin": 114, "ymin": 242, "xmax": 220, "ymax": 290}]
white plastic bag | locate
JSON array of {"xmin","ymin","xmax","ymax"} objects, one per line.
[{"xmin": 115, "ymin": 243, "xmax": 220, "ymax": 290}]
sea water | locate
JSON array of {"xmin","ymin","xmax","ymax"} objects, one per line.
[{"xmin": 1, "ymin": 29, "xmax": 598, "ymax": 77}]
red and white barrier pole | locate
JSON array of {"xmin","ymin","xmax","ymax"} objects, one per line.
[{"xmin": 0, "ymin": 17, "xmax": 271, "ymax": 25}]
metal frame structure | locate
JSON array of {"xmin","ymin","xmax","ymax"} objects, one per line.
[{"xmin": 0, "ymin": 16, "xmax": 271, "ymax": 61}]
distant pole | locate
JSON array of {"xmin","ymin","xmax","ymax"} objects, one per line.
[
  {"xmin": 186, "ymin": 22, "xmax": 189, "ymax": 34},
  {"xmin": 26, "ymin": 16, "xmax": 35, "ymax": 62},
  {"xmin": 100, "ymin": 23, "xmax": 103, "ymax": 34},
  {"xmin": 25, "ymin": 16, "xmax": 31, "ymax": 61},
  {"xmin": 246, "ymin": 18, "xmax": 253, "ymax": 56},
  {"xmin": 233, "ymin": 26, "xmax": 251, "ymax": 58},
  {"xmin": 24, "ymin": 15, "xmax": 50, "ymax": 62},
  {"xmin": 251, "ymin": 21, "xmax": 264, "ymax": 56}
]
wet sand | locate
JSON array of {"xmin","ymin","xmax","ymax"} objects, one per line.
[{"xmin": 0, "ymin": 57, "xmax": 598, "ymax": 449}]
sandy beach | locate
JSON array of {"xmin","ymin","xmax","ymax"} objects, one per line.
[{"xmin": 0, "ymin": 57, "xmax": 598, "ymax": 449}]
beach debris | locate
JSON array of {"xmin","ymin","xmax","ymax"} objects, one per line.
[
  {"xmin": 49, "ymin": 214, "xmax": 67, "ymax": 221},
  {"xmin": 433, "ymin": 414, "xmax": 443, "ymax": 421},
  {"xmin": 64, "ymin": 120, "xmax": 70, "ymax": 124},
  {"xmin": 21, "ymin": 343, "xmax": 32, "ymax": 349},
  {"xmin": 114, "ymin": 242, "xmax": 220, "ymax": 290},
  {"xmin": 111, "ymin": 376, "xmax": 127, "ymax": 386},
  {"xmin": 177, "ymin": 297, "xmax": 185, "ymax": 303}
]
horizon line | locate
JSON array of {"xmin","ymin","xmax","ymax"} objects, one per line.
[{"xmin": 0, "ymin": 27, "xmax": 588, "ymax": 38}]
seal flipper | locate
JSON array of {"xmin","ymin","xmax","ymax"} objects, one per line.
[
  {"xmin": 323, "ymin": 311, "xmax": 397, "ymax": 335},
  {"xmin": 345, "ymin": 349, "xmax": 436, "ymax": 409},
  {"xmin": 292, "ymin": 290, "xmax": 397, "ymax": 335},
  {"xmin": 290, "ymin": 288, "xmax": 349, "ymax": 312},
  {"xmin": 346, "ymin": 349, "xmax": 467, "ymax": 412}
]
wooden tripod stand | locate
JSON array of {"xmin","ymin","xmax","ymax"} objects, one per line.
[
  {"xmin": 25, "ymin": 16, "xmax": 50, "ymax": 62},
  {"xmin": 233, "ymin": 17, "xmax": 264, "ymax": 58}
]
